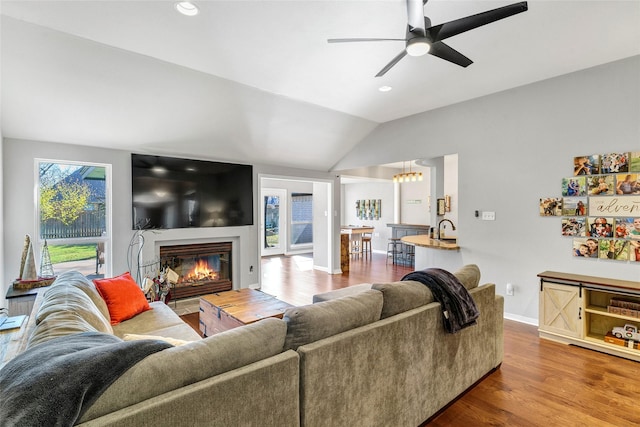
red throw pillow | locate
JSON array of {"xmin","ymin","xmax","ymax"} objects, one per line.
[{"xmin": 93, "ymin": 272, "xmax": 151, "ymax": 325}]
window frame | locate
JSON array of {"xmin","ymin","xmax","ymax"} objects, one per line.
[{"xmin": 34, "ymin": 158, "xmax": 113, "ymax": 278}]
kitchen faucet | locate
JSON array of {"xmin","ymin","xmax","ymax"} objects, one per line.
[{"xmin": 437, "ymin": 219, "xmax": 456, "ymax": 240}]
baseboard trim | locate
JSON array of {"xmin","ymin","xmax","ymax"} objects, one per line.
[{"xmin": 504, "ymin": 313, "xmax": 538, "ymax": 326}]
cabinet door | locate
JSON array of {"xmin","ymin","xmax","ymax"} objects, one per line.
[{"xmin": 539, "ymin": 282, "xmax": 583, "ymax": 338}]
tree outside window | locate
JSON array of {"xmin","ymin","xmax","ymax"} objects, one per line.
[{"xmin": 37, "ymin": 161, "xmax": 110, "ymax": 278}]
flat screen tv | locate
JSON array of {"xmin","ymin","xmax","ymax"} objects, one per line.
[{"xmin": 131, "ymin": 154, "xmax": 253, "ymax": 229}]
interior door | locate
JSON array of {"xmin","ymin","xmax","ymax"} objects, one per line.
[{"xmin": 261, "ymin": 188, "xmax": 287, "ymax": 256}]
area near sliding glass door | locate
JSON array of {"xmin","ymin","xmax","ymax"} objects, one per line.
[{"xmin": 261, "ymin": 188, "xmax": 287, "ymax": 256}]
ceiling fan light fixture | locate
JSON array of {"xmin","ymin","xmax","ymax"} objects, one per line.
[
  {"xmin": 175, "ymin": 1, "xmax": 199, "ymax": 16},
  {"xmin": 406, "ymin": 38, "xmax": 430, "ymax": 57}
]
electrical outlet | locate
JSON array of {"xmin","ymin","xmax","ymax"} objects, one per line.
[
  {"xmin": 506, "ymin": 283, "xmax": 514, "ymax": 296},
  {"xmin": 482, "ymin": 211, "xmax": 496, "ymax": 221}
]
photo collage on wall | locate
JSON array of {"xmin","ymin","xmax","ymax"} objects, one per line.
[
  {"xmin": 542, "ymin": 151, "xmax": 640, "ymax": 263},
  {"xmin": 356, "ymin": 199, "xmax": 381, "ymax": 220}
]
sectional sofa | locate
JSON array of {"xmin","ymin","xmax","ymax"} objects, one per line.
[{"xmin": 0, "ymin": 265, "xmax": 503, "ymax": 426}]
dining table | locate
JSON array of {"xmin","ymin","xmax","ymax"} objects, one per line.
[{"xmin": 340, "ymin": 225, "xmax": 374, "ymax": 259}]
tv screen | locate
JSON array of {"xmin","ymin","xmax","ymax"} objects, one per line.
[{"xmin": 132, "ymin": 154, "xmax": 253, "ymax": 229}]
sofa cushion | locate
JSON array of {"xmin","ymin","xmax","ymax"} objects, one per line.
[
  {"xmin": 81, "ymin": 318, "xmax": 288, "ymax": 422},
  {"xmin": 27, "ymin": 310, "xmax": 101, "ymax": 349},
  {"xmin": 371, "ymin": 264, "xmax": 482, "ymax": 319},
  {"xmin": 93, "ymin": 272, "xmax": 151, "ymax": 325},
  {"xmin": 112, "ymin": 302, "xmax": 202, "ymax": 342},
  {"xmin": 312, "ymin": 283, "xmax": 372, "ymax": 303},
  {"xmin": 36, "ymin": 284, "xmax": 112, "ymax": 334},
  {"xmin": 123, "ymin": 333, "xmax": 191, "ymax": 346},
  {"xmin": 283, "ymin": 289, "xmax": 383, "ymax": 351},
  {"xmin": 454, "ymin": 264, "xmax": 481, "ymax": 290},
  {"xmin": 52, "ymin": 270, "xmax": 111, "ymax": 323},
  {"xmin": 372, "ymin": 280, "xmax": 434, "ymax": 319}
]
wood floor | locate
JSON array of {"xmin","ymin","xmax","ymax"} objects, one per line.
[{"xmin": 182, "ymin": 253, "xmax": 640, "ymax": 426}]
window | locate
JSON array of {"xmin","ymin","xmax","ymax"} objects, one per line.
[
  {"xmin": 290, "ymin": 193, "xmax": 312, "ymax": 246},
  {"xmin": 36, "ymin": 160, "xmax": 111, "ymax": 278}
]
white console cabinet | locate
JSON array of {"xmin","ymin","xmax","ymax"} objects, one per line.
[{"xmin": 538, "ymin": 271, "xmax": 640, "ymax": 362}]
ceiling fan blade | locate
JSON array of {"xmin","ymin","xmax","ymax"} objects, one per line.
[
  {"xmin": 426, "ymin": 1, "xmax": 528, "ymax": 43},
  {"xmin": 375, "ymin": 50, "xmax": 408, "ymax": 77},
  {"xmin": 328, "ymin": 38, "xmax": 406, "ymax": 43},
  {"xmin": 428, "ymin": 42, "xmax": 473, "ymax": 67}
]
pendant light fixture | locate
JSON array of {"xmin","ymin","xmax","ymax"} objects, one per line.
[{"xmin": 393, "ymin": 161, "xmax": 423, "ymax": 183}]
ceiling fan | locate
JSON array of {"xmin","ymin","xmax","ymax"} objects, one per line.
[{"xmin": 328, "ymin": 0, "xmax": 528, "ymax": 77}]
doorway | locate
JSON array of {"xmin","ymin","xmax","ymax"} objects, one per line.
[{"xmin": 261, "ymin": 188, "xmax": 287, "ymax": 256}]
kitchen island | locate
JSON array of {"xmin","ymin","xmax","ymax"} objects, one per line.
[{"xmin": 401, "ymin": 234, "xmax": 462, "ymax": 272}]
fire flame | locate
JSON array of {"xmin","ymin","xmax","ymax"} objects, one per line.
[{"xmin": 184, "ymin": 259, "xmax": 218, "ymax": 282}]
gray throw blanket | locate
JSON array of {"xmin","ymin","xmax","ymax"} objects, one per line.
[
  {"xmin": 0, "ymin": 332, "xmax": 172, "ymax": 427},
  {"xmin": 402, "ymin": 268, "xmax": 479, "ymax": 333}
]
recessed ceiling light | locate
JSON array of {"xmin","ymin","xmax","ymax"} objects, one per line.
[
  {"xmin": 175, "ymin": 1, "xmax": 199, "ymax": 16},
  {"xmin": 379, "ymin": 86, "xmax": 392, "ymax": 92}
]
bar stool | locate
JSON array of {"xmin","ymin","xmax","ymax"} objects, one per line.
[
  {"xmin": 403, "ymin": 244, "xmax": 415, "ymax": 267},
  {"xmin": 386, "ymin": 238, "xmax": 403, "ymax": 265},
  {"xmin": 350, "ymin": 239, "xmax": 361, "ymax": 259},
  {"xmin": 362, "ymin": 232, "xmax": 372, "ymax": 258}
]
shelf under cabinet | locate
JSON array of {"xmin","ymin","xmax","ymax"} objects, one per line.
[
  {"xmin": 585, "ymin": 305, "xmax": 640, "ymax": 323},
  {"xmin": 583, "ymin": 334, "xmax": 640, "ymax": 356}
]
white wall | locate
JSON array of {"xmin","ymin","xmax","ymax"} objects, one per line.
[
  {"xmin": 342, "ymin": 181, "xmax": 395, "ymax": 253},
  {"xmin": 0, "ymin": 135, "xmax": 5, "ymax": 309},
  {"xmin": 334, "ymin": 56, "xmax": 640, "ymax": 324},
  {"xmin": 1, "ymin": 139, "xmax": 337, "ymax": 292},
  {"xmin": 399, "ymin": 173, "xmax": 431, "ymax": 225},
  {"xmin": 442, "ymin": 154, "xmax": 458, "ymax": 238}
]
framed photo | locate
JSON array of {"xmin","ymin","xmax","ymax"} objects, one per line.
[
  {"xmin": 587, "ymin": 175, "xmax": 614, "ymax": 195},
  {"xmin": 562, "ymin": 197, "xmax": 587, "ymax": 216},
  {"xmin": 540, "ymin": 198, "xmax": 562, "ymax": 216},
  {"xmin": 615, "ymin": 173, "xmax": 640, "ymax": 195},
  {"xmin": 631, "ymin": 241, "xmax": 640, "ymax": 262},
  {"xmin": 573, "ymin": 238, "xmax": 598, "ymax": 258},
  {"xmin": 598, "ymin": 239, "xmax": 630, "ymax": 261},
  {"xmin": 587, "ymin": 217, "xmax": 614, "ymax": 237},
  {"xmin": 630, "ymin": 151, "xmax": 640, "ymax": 173},
  {"xmin": 437, "ymin": 198, "xmax": 445, "ymax": 216},
  {"xmin": 562, "ymin": 177, "xmax": 586, "ymax": 197},
  {"xmin": 601, "ymin": 152, "xmax": 629, "ymax": 173},
  {"xmin": 574, "ymin": 155, "xmax": 600, "ymax": 175},
  {"xmin": 562, "ymin": 217, "xmax": 586, "ymax": 237},
  {"xmin": 621, "ymin": 217, "xmax": 640, "ymax": 239}
]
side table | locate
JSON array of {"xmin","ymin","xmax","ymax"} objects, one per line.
[
  {"xmin": 6, "ymin": 284, "xmax": 48, "ymax": 316},
  {"xmin": 1, "ymin": 287, "xmax": 47, "ymax": 369}
]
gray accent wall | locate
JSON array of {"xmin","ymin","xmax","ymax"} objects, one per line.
[{"xmin": 334, "ymin": 55, "xmax": 640, "ymax": 323}]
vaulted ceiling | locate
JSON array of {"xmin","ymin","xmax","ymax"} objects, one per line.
[{"xmin": 2, "ymin": 1, "xmax": 639, "ymax": 170}]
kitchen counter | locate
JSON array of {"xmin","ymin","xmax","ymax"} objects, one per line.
[
  {"xmin": 401, "ymin": 234, "xmax": 462, "ymax": 272},
  {"xmin": 401, "ymin": 235, "xmax": 459, "ymax": 250}
]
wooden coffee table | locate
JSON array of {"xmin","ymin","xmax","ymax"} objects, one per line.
[{"xmin": 199, "ymin": 288, "xmax": 293, "ymax": 336}]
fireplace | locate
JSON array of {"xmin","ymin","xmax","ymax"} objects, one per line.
[{"xmin": 159, "ymin": 242, "xmax": 232, "ymax": 300}]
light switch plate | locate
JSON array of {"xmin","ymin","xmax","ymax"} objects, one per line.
[{"xmin": 482, "ymin": 211, "xmax": 496, "ymax": 221}]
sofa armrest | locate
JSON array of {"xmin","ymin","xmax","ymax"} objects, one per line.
[{"xmin": 494, "ymin": 294, "xmax": 504, "ymax": 367}]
